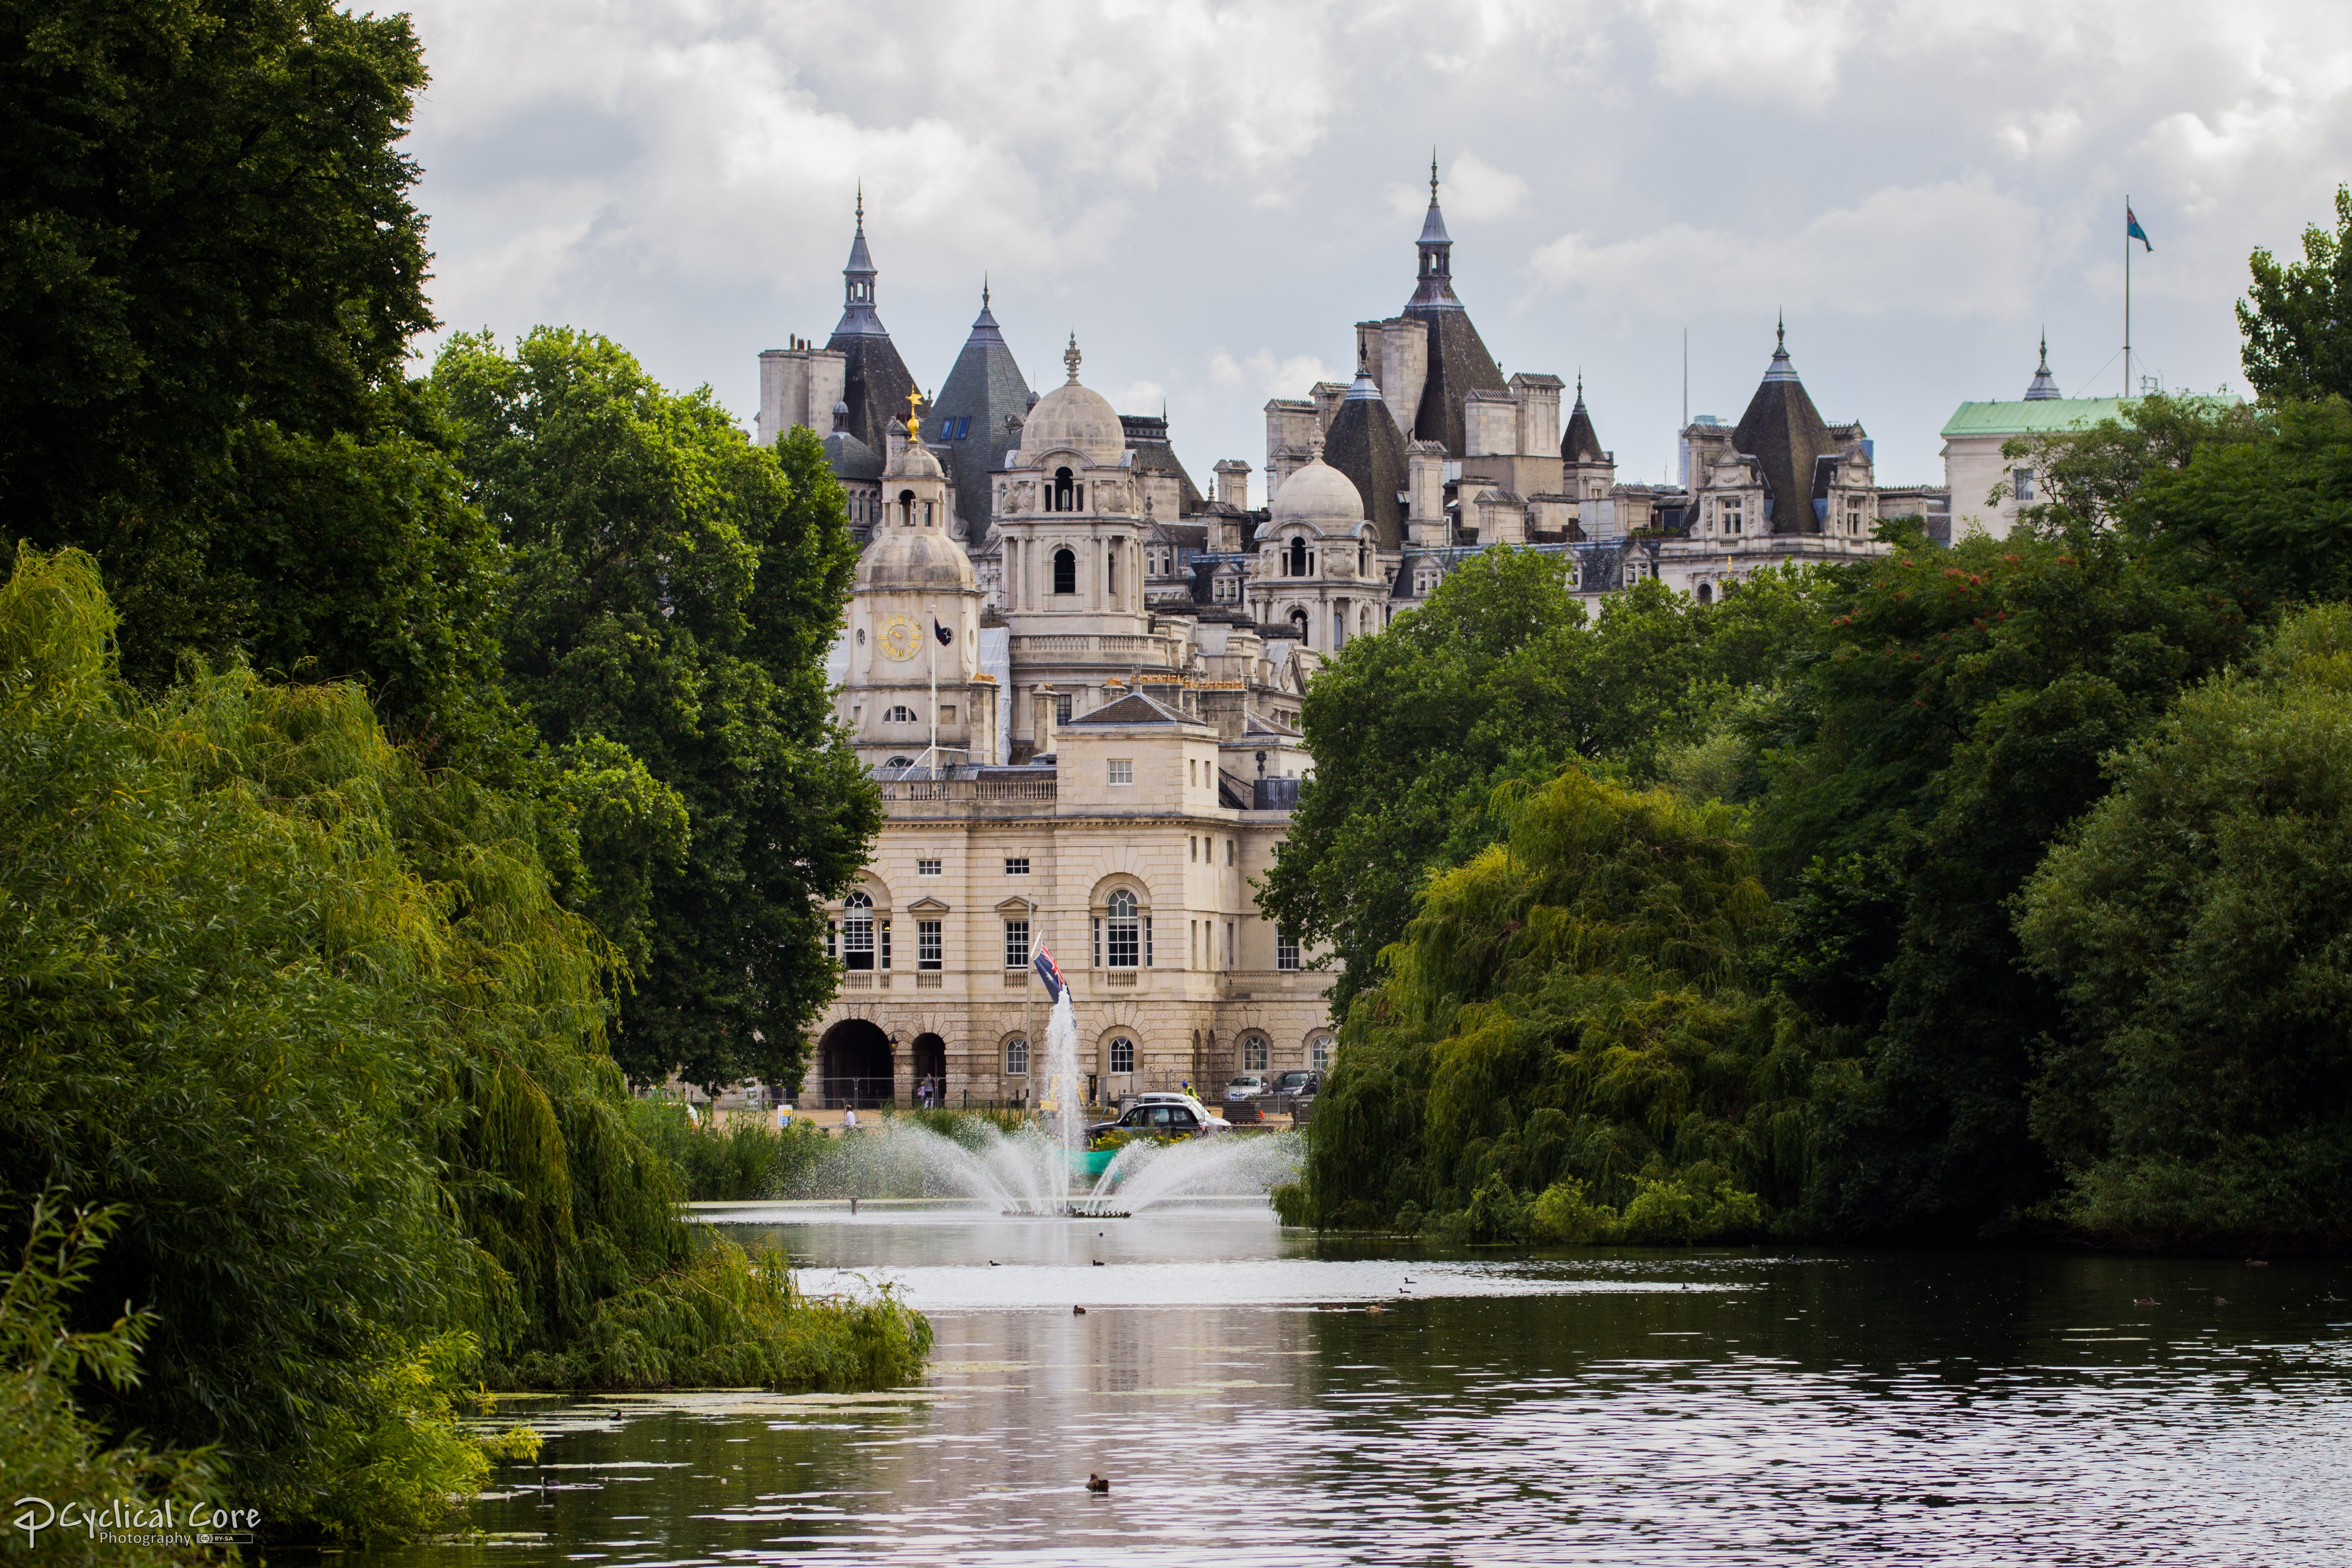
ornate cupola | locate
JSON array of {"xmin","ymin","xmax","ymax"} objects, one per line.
[
  {"xmin": 835, "ymin": 186, "xmax": 884, "ymax": 337},
  {"xmin": 1409, "ymin": 154, "xmax": 1460, "ymax": 311},
  {"xmin": 824, "ymin": 188, "xmax": 918, "ymax": 455},
  {"xmin": 2024, "ymin": 333, "xmax": 2062, "ymax": 400}
]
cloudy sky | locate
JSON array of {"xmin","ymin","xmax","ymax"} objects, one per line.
[{"xmin": 398, "ymin": 0, "xmax": 2352, "ymax": 496}]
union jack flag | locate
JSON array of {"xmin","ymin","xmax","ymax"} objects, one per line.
[{"xmin": 1033, "ymin": 945, "xmax": 1067, "ymax": 1003}]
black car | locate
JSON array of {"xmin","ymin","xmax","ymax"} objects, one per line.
[
  {"xmin": 1085, "ymin": 1100, "xmax": 1227, "ymax": 1142},
  {"xmin": 1265, "ymin": 1069, "xmax": 1315, "ymax": 1114}
]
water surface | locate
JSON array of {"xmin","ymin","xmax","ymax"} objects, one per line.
[{"xmin": 372, "ymin": 1204, "xmax": 2352, "ymax": 1565}]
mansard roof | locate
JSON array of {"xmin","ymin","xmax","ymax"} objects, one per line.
[
  {"xmin": 929, "ymin": 285, "xmax": 1032, "ymax": 542},
  {"xmin": 1407, "ymin": 308, "xmax": 1508, "ymax": 459},
  {"xmin": 1321, "ymin": 364, "xmax": 1408, "ymax": 550},
  {"xmin": 1730, "ymin": 322, "xmax": 1837, "ymax": 535}
]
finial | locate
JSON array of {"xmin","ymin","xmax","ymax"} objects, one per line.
[
  {"xmin": 855, "ymin": 182, "xmax": 864, "ymax": 228},
  {"xmin": 1308, "ymin": 428, "xmax": 1325, "ymax": 462},
  {"xmin": 1776, "ymin": 311, "xmax": 1785, "ymax": 352},
  {"xmin": 906, "ymin": 386, "xmax": 926, "ymax": 435},
  {"xmin": 982, "ymin": 273, "xmax": 990, "ymax": 309},
  {"xmin": 1430, "ymin": 148, "xmax": 1440, "ymax": 206},
  {"xmin": 1064, "ymin": 333, "xmax": 1082, "ymax": 384},
  {"xmin": 1576, "ymin": 369, "xmax": 1583, "ymax": 402}
]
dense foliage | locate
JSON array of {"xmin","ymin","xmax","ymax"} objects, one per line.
[
  {"xmin": 435, "ymin": 330, "xmax": 877, "ymax": 1091},
  {"xmin": 1259, "ymin": 552, "xmax": 1832, "ymax": 1009},
  {"xmin": 2238, "ymin": 183, "xmax": 2352, "ymax": 405},
  {"xmin": 0, "ymin": 551, "xmax": 923, "ymax": 1539}
]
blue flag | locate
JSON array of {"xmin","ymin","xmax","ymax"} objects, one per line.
[
  {"xmin": 2127, "ymin": 206, "xmax": 2153, "ymax": 252},
  {"xmin": 934, "ymin": 618, "xmax": 952, "ymax": 646},
  {"xmin": 1033, "ymin": 945, "xmax": 1066, "ymax": 1003}
]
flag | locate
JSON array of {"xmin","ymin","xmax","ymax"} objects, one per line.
[
  {"xmin": 2127, "ymin": 206, "xmax": 2153, "ymax": 252},
  {"xmin": 934, "ymin": 618, "xmax": 953, "ymax": 646},
  {"xmin": 1032, "ymin": 945, "xmax": 1066, "ymax": 1003}
]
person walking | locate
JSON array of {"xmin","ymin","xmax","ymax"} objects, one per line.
[{"xmin": 843, "ymin": 1105, "xmax": 859, "ymax": 1134}]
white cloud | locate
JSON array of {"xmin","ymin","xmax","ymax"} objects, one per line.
[
  {"xmin": 1529, "ymin": 178, "xmax": 2044, "ymax": 320},
  {"xmin": 1210, "ymin": 349, "xmax": 1339, "ymax": 400},
  {"xmin": 1638, "ymin": 0, "xmax": 1861, "ymax": 100}
]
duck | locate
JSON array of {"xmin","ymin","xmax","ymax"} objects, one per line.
[
  {"xmin": 1087, "ymin": 1474, "xmax": 1110, "ymax": 1493},
  {"xmin": 1073, "ymin": 1305, "xmax": 1088, "ymax": 1315},
  {"xmin": 2133, "ymin": 1297, "xmax": 2159, "ymax": 1307},
  {"xmin": 1093, "ymin": 1259, "xmax": 1105, "ymax": 1267}
]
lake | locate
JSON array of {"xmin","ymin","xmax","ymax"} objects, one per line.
[{"xmin": 369, "ymin": 1200, "xmax": 2352, "ymax": 1565}]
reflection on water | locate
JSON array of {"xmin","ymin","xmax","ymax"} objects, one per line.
[{"xmin": 368, "ymin": 1206, "xmax": 2352, "ymax": 1566}]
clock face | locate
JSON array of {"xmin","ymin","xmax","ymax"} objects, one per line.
[{"xmin": 877, "ymin": 615, "xmax": 923, "ymax": 662}]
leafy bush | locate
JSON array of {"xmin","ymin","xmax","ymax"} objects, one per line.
[{"xmin": 624, "ymin": 1099, "xmax": 833, "ymax": 1200}]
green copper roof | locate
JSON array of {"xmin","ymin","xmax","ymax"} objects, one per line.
[{"xmin": 1940, "ymin": 397, "xmax": 2126, "ymax": 437}]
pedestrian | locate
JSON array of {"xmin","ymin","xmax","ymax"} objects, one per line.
[{"xmin": 843, "ymin": 1105, "xmax": 859, "ymax": 1134}]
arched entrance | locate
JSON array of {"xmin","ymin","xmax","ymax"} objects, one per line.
[
  {"xmin": 911, "ymin": 1033, "xmax": 947, "ymax": 1103},
  {"xmin": 818, "ymin": 1019, "xmax": 894, "ymax": 1108}
]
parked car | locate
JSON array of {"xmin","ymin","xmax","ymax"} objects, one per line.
[
  {"xmin": 1085, "ymin": 1098, "xmax": 1229, "ymax": 1142},
  {"xmin": 1264, "ymin": 1069, "xmax": 1314, "ymax": 1115},
  {"xmin": 1222, "ymin": 1074, "xmax": 1270, "ymax": 1123}
]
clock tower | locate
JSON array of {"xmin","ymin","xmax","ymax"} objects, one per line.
[{"xmin": 841, "ymin": 394, "xmax": 996, "ymax": 771}]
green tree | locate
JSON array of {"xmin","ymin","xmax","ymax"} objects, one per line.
[
  {"xmin": 1259, "ymin": 549, "xmax": 1829, "ymax": 1008},
  {"xmin": 1750, "ymin": 529, "xmax": 2249, "ymax": 1237},
  {"xmin": 0, "ymin": 0, "xmax": 511, "ymax": 759},
  {"xmin": 2017, "ymin": 603, "xmax": 2352, "ymax": 1249},
  {"xmin": 433, "ymin": 329, "xmax": 877, "ymax": 1092},
  {"xmin": 2238, "ymin": 183, "xmax": 2352, "ymax": 404},
  {"xmin": 1300, "ymin": 767, "xmax": 1793, "ymax": 1235}
]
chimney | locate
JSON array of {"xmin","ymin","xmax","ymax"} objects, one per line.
[
  {"xmin": 1031, "ymin": 684, "xmax": 1058, "ymax": 758},
  {"xmin": 1213, "ymin": 460, "xmax": 1251, "ymax": 510}
]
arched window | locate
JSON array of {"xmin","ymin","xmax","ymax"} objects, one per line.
[
  {"xmin": 1287, "ymin": 536, "xmax": 1308, "ymax": 576},
  {"xmin": 884, "ymin": 755, "xmax": 914, "ymax": 768},
  {"xmin": 1103, "ymin": 889, "xmax": 1140, "ymax": 968},
  {"xmin": 884, "ymin": 705, "xmax": 917, "ymax": 723},
  {"xmin": 1309, "ymin": 1032, "xmax": 1334, "ymax": 1071},
  {"xmin": 1107, "ymin": 543, "xmax": 1118, "ymax": 598},
  {"xmin": 1053, "ymin": 466, "xmax": 1074, "ymax": 512},
  {"xmin": 898, "ymin": 489, "xmax": 915, "ymax": 527},
  {"xmin": 1289, "ymin": 608, "xmax": 1310, "ymax": 647},
  {"xmin": 1108, "ymin": 1035, "xmax": 1135, "ymax": 1074},
  {"xmin": 1697, "ymin": 581, "xmax": 1714, "ymax": 604},
  {"xmin": 1359, "ymin": 605, "xmax": 1372, "ymax": 637},
  {"xmin": 841, "ymin": 890, "xmax": 875, "ymax": 970},
  {"xmin": 1241, "ymin": 1033, "xmax": 1269, "ymax": 1072},
  {"xmin": 1005, "ymin": 1035, "xmax": 1029, "ymax": 1076},
  {"xmin": 1052, "ymin": 549, "xmax": 1077, "ymax": 595},
  {"xmin": 1358, "ymin": 543, "xmax": 1370, "ymax": 575}
]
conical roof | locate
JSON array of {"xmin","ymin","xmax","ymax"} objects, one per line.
[
  {"xmin": 928, "ymin": 282, "xmax": 1033, "ymax": 541},
  {"xmin": 1322, "ymin": 360, "xmax": 1407, "ymax": 549},
  {"xmin": 1401, "ymin": 158, "xmax": 1504, "ymax": 456},
  {"xmin": 823, "ymin": 193, "xmax": 917, "ymax": 453},
  {"xmin": 2024, "ymin": 334, "xmax": 2062, "ymax": 400},
  {"xmin": 1731, "ymin": 319, "xmax": 1838, "ymax": 535},
  {"xmin": 1561, "ymin": 374, "xmax": 1606, "ymax": 465}
]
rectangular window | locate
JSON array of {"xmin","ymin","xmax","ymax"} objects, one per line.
[
  {"xmin": 2014, "ymin": 467, "xmax": 2037, "ymax": 503},
  {"xmin": 1004, "ymin": 857, "xmax": 1030, "ymax": 876},
  {"xmin": 1225, "ymin": 921, "xmax": 1235, "ymax": 968},
  {"xmin": 879, "ymin": 919, "xmax": 891, "ymax": 970},
  {"xmin": 917, "ymin": 858, "xmax": 942, "ymax": 877},
  {"xmin": 1191, "ymin": 919, "xmax": 1199, "ymax": 967},
  {"xmin": 1277, "ymin": 930, "xmax": 1300, "ymax": 971},
  {"xmin": 1004, "ymin": 919, "xmax": 1030, "ymax": 970},
  {"xmin": 1055, "ymin": 694, "xmax": 1073, "ymax": 724},
  {"xmin": 827, "ymin": 921, "xmax": 837, "ymax": 960},
  {"xmin": 1105, "ymin": 917, "xmax": 1137, "ymax": 968},
  {"xmin": 1107, "ymin": 758, "xmax": 1134, "ymax": 785},
  {"xmin": 1227, "ymin": 839, "xmax": 1235, "ymax": 867},
  {"xmin": 1190, "ymin": 836, "xmax": 1198, "ymax": 862},
  {"xmin": 917, "ymin": 919, "xmax": 941, "ymax": 970},
  {"xmin": 1144, "ymin": 916, "xmax": 1152, "ymax": 968}
]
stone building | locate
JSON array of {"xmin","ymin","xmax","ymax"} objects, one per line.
[{"xmin": 1940, "ymin": 339, "xmax": 2122, "ymax": 540}]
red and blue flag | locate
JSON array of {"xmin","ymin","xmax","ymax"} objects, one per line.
[{"xmin": 2127, "ymin": 206, "xmax": 2153, "ymax": 252}]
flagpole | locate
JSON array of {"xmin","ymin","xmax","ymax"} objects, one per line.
[
  {"xmin": 2124, "ymin": 194, "xmax": 2132, "ymax": 397},
  {"xmin": 926, "ymin": 596, "xmax": 938, "ymax": 771}
]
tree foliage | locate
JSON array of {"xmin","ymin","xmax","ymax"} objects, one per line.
[
  {"xmin": 2238, "ymin": 183, "xmax": 2352, "ymax": 404},
  {"xmin": 434, "ymin": 329, "xmax": 877, "ymax": 1092},
  {"xmin": 1301, "ymin": 768, "xmax": 1796, "ymax": 1239},
  {"xmin": 2018, "ymin": 604, "xmax": 2352, "ymax": 1249},
  {"xmin": 1259, "ymin": 549, "xmax": 1831, "ymax": 1009}
]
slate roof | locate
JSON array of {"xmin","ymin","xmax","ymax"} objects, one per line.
[
  {"xmin": 927, "ymin": 286, "xmax": 1032, "ymax": 542},
  {"xmin": 1321, "ymin": 364, "xmax": 1409, "ymax": 549},
  {"xmin": 1059, "ymin": 690, "xmax": 1199, "ymax": 727},
  {"xmin": 1731, "ymin": 324, "xmax": 1838, "ymax": 535},
  {"xmin": 1120, "ymin": 414, "xmax": 1204, "ymax": 513},
  {"xmin": 823, "ymin": 202, "xmax": 918, "ymax": 454},
  {"xmin": 1407, "ymin": 308, "xmax": 1508, "ymax": 459},
  {"xmin": 823, "ymin": 427, "xmax": 882, "ymax": 482},
  {"xmin": 1561, "ymin": 377, "xmax": 1606, "ymax": 464}
]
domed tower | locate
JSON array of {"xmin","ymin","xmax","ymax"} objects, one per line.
[
  {"xmin": 992, "ymin": 336, "xmax": 1147, "ymax": 633},
  {"xmin": 842, "ymin": 392, "xmax": 995, "ymax": 771},
  {"xmin": 1254, "ymin": 434, "xmax": 1382, "ymax": 657}
]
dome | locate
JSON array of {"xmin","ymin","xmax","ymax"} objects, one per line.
[
  {"xmin": 856, "ymin": 528, "xmax": 975, "ymax": 592},
  {"xmin": 1269, "ymin": 450, "xmax": 1366, "ymax": 531},
  {"xmin": 1017, "ymin": 334, "xmax": 1124, "ymax": 466},
  {"xmin": 885, "ymin": 427, "xmax": 946, "ymax": 480}
]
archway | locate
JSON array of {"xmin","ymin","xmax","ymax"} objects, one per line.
[
  {"xmin": 911, "ymin": 1033, "xmax": 947, "ymax": 1102},
  {"xmin": 817, "ymin": 1019, "xmax": 893, "ymax": 1108}
]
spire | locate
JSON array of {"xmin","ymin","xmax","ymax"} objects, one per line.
[
  {"xmin": 1345, "ymin": 343, "xmax": 1381, "ymax": 401},
  {"xmin": 834, "ymin": 189, "xmax": 884, "ymax": 337},
  {"xmin": 1411, "ymin": 153, "xmax": 1459, "ymax": 309},
  {"xmin": 2024, "ymin": 330, "xmax": 2062, "ymax": 400},
  {"xmin": 1561, "ymin": 371, "xmax": 1605, "ymax": 466},
  {"xmin": 964, "ymin": 279, "xmax": 1004, "ymax": 346},
  {"xmin": 1063, "ymin": 333, "xmax": 1082, "ymax": 384},
  {"xmin": 1762, "ymin": 314, "xmax": 1801, "ymax": 383}
]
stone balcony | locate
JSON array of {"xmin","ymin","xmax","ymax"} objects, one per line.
[{"xmin": 877, "ymin": 774, "xmax": 1058, "ymax": 818}]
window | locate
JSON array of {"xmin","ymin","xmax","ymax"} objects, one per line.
[
  {"xmin": 885, "ymin": 755, "xmax": 915, "ymax": 768},
  {"xmin": 1309, "ymin": 1032, "xmax": 1334, "ymax": 1071},
  {"xmin": 1190, "ymin": 836, "xmax": 1197, "ymax": 862},
  {"xmin": 1287, "ymin": 536, "xmax": 1308, "ymax": 576},
  {"xmin": 1845, "ymin": 502, "xmax": 1866, "ymax": 536},
  {"xmin": 1225, "ymin": 921, "xmax": 1235, "ymax": 967},
  {"xmin": 1003, "ymin": 919, "xmax": 1030, "ymax": 969},
  {"xmin": 885, "ymin": 705, "xmax": 917, "ymax": 723},
  {"xmin": 841, "ymin": 891, "xmax": 874, "ymax": 970},
  {"xmin": 1108, "ymin": 1036, "xmax": 1135, "ymax": 1074},
  {"xmin": 1359, "ymin": 543, "xmax": 1370, "ymax": 575},
  {"xmin": 1051, "ymin": 466, "xmax": 1077, "ymax": 512},
  {"xmin": 917, "ymin": 920, "xmax": 942, "ymax": 970},
  {"xmin": 1107, "ymin": 759, "xmax": 1133, "ymax": 786},
  {"xmin": 1721, "ymin": 499, "xmax": 1744, "ymax": 536},
  {"xmin": 1107, "ymin": 546, "xmax": 1118, "ymax": 597},
  {"xmin": 1277, "ymin": 930, "xmax": 1300, "ymax": 971},
  {"xmin": 1227, "ymin": 838, "xmax": 1235, "ymax": 867},
  {"xmin": 1100, "ymin": 889, "xmax": 1140, "ymax": 968},
  {"xmin": 1004, "ymin": 857, "xmax": 1030, "ymax": 876},
  {"xmin": 1289, "ymin": 608, "xmax": 1310, "ymax": 646},
  {"xmin": 1415, "ymin": 569, "xmax": 1437, "ymax": 596},
  {"xmin": 1053, "ymin": 548, "xmax": 1078, "ymax": 594},
  {"xmin": 880, "ymin": 917, "xmax": 892, "ymax": 970},
  {"xmin": 2014, "ymin": 467, "xmax": 2036, "ymax": 504},
  {"xmin": 1054, "ymin": 694, "xmax": 1073, "ymax": 724},
  {"xmin": 897, "ymin": 488, "xmax": 916, "ymax": 527},
  {"xmin": 917, "ymin": 858, "xmax": 941, "ymax": 877},
  {"xmin": 1005, "ymin": 1035, "xmax": 1029, "ymax": 1076},
  {"xmin": 1243, "ymin": 1035, "xmax": 1269, "ymax": 1072},
  {"xmin": 1214, "ymin": 576, "xmax": 1239, "ymax": 602}
]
